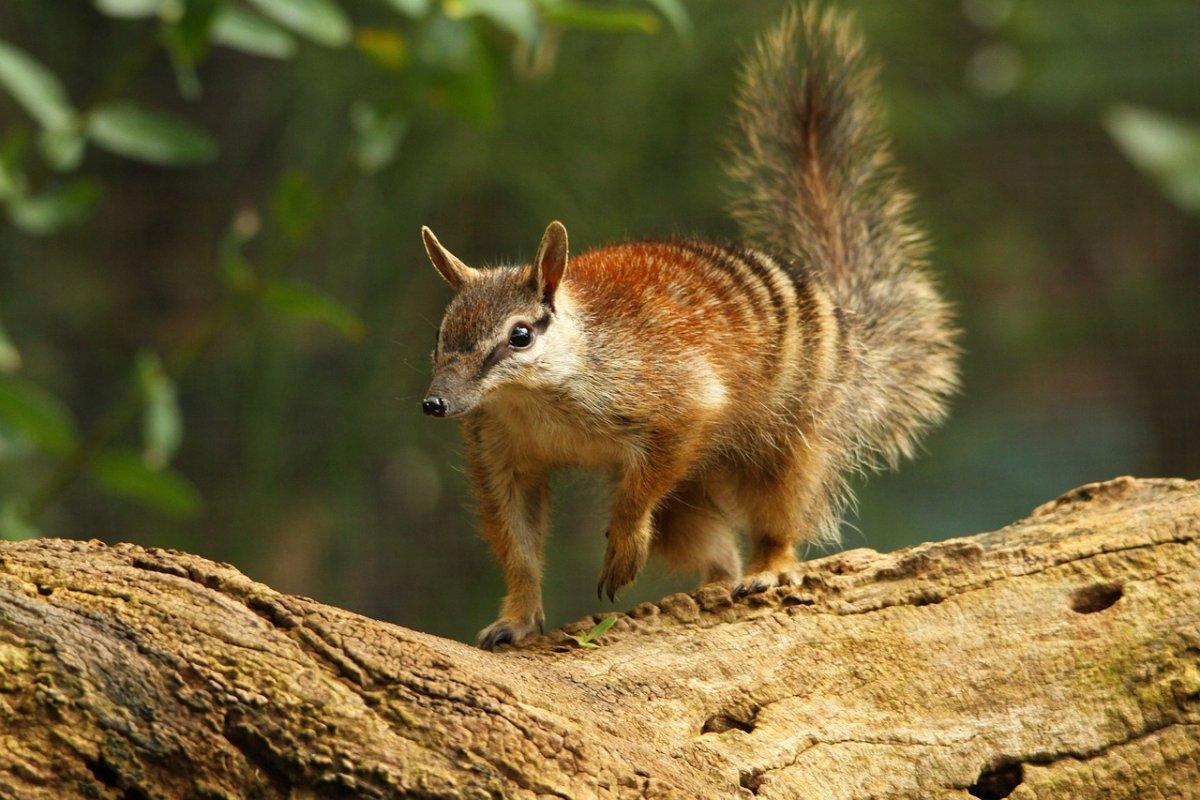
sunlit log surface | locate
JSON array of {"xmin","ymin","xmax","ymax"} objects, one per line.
[{"xmin": 1, "ymin": 476, "xmax": 1197, "ymax": 799}]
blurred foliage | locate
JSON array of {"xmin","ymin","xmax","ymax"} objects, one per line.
[
  {"xmin": 1105, "ymin": 105, "xmax": 1200, "ymax": 213},
  {"xmin": 0, "ymin": 0, "xmax": 682, "ymax": 539},
  {"xmin": 0, "ymin": 0, "xmax": 1197, "ymax": 642}
]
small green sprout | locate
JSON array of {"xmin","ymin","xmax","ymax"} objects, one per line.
[{"xmin": 568, "ymin": 615, "xmax": 618, "ymax": 649}]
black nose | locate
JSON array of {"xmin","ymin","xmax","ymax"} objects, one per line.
[{"xmin": 422, "ymin": 396, "xmax": 448, "ymax": 417}]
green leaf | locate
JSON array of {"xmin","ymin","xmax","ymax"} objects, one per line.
[
  {"xmin": 447, "ymin": 0, "xmax": 539, "ymax": 42},
  {"xmin": 94, "ymin": 0, "xmax": 169, "ymax": 18},
  {"xmin": 91, "ymin": 449, "xmax": 201, "ymax": 517},
  {"xmin": 0, "ymin": 131, "xmax": 31, "ymax": 201},
  {"xmin": 166, "ymin": 49, "xmax": 203, "ymax": 100},
  {"xmin": 0, "ymin": 501, "xmax": 39, "ymax": 541},
  {"xmin": 1105, "ymin": 105, "xmax": 1200, "ymax": 214},
  {"xmin": 168, "ymin": 0, "xmax": 221, "ymax": 62},
  {"xmin": 543, "ymin": 2, "xmax": 658, "ymax": 34},
  {"xmin": 212, "ymin": 5, "xmax": 297, "ymax": 59},
  {"xmin": 0, "ymin": 40, "xmax": 76, "ymax": 130},
  {"xmin": 351, "ymin": 101, "xmax": 406, "ymax": 173},
  {"xmin": 245, "ymin": 0, "xmax": 352, "ymax": 48},
  {"xmin": 136, "ymin": 351, "xmax": 183, "ymax": 470},
  {"xmin": 640, "ymin": 0, "xmax": 690, "ymax": 39},
  {"xmin": 0, "ymin": 374, "xmax": 77, "ymax": 454},
  {"xmin": 162, "ymin": 0, "xmax": 221, "ymax": 99},
  {"xmin": 582, "ymin": 614, "xmax": 617, "ymax": 641},
  {"xmin": 568, "ymin": 615, "xmax": 617, "ymax": 648},
  {"xmin": 87, "ymin": 102, "xmax": 217, "ymax": 166},
  {"xmin": 0, "ymin": 321, "xmax": 19, "ymax": 373},
  {"xmin": 271, "ymin": 168, "xmax": 318, "ymax": 241},
  {"xmin": 263, "ymin": 280, "xmax": 366, "ymax": 342},
  {"xmin": 7, "ymin": 179, "xmax": 101, "ymax": 235},
  {"xmin": 0, "ymin": 160, "xmax": 22, "ymax": 202},
  {"xmin": 385, "ymin": 0, "xmax": 429, "ymax": 17},
  {"xmin": 37, "ymin": 127, "xmax": 86, "ymax": 172}
]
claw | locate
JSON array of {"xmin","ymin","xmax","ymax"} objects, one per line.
[
  {"xmin": 732, "ymin": 576, "xmax": 770, "ymax": 599},
  {"xmin": 478, "ymin": 626, "xmax": 515, "ymax": 651},
  {"xmin": 596, "ymin": 568, "xmax": 620, "ymax": 603},
  {"xmin": 596, "ymin": 537, "xmax": 646, "ymax": 605},
  {"xmin": 478, "ymin": 608, "xmax": 544, "ymax": 651}
]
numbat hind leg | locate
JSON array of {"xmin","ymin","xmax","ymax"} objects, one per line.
[
  {"xmin": 733, "ymin": 454, "xmax": 832, "ymax": 598},
  {"xmin": 735, "ymin": 518, "xmax": 804, "ymax": 598},
  {"xmin": 652, "ymin": 480, "xmax": 741, "ymax": 587}
]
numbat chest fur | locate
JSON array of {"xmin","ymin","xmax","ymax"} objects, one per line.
[{"xmin": 419, "ymin": 7, "xmax": 959, "ymax": 650}]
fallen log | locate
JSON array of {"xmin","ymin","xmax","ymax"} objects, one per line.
[{"xmin": 0, "ymin": 476, "xmax": 1197, "ymax": 799}]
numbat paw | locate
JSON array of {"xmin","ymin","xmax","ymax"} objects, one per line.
[
  {"xmin": 596, "ymin": 540, "xmax": 647, "ymax": 602},
  {"xmin": 732, "ymin": 570, "xmax": 801, "ymax": 599},
  {"xmin": 477, "ymin": 613, "xmax": 544, "ymax": 651}
]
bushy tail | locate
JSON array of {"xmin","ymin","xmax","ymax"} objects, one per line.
[{"xmin": 727, "ymin": 5, "xmax": 959, "ymax": 474}]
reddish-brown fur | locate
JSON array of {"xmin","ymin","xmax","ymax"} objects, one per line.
[{"xmin": 419, "ymin": 7, "xmax": 959, "ymax": 650}]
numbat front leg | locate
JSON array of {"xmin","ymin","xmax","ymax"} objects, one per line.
[{"xmin": 465, "ymin": 421, "xmax": 550, "ymax": 651}]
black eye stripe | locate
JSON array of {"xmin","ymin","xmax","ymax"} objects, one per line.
[
  {"xmin": 476, "ymin": 342, "xmax": 508, "ymax": 377},
  {"xmin": 464, "ymin": 314, "xmax": 554, "ymax": 381}
]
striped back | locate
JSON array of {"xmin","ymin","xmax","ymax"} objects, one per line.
[{"xmin": 565, "ymin": 239, "xmax": 843, "ymax": 438}]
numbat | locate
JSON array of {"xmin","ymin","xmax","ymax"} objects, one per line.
[{"xmin": 419, "ymin": 7, "xmax": 959, "ymax": 650}]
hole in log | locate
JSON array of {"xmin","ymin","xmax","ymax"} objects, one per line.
[
  {"xmin": 1070, "ymin": 582, "xmax": 1123, "ymax": 614},
  {"xmin": 968, "ymin": 761, "xmax": 1023, "ymax": 799},
  {"xmin": 85, "ymin": 756, "xmax": 152, "ymax": 800},
  {"xmin": 739, "ymin": 768, "xmax": 765, "ymax": 795},
  {"xmin": 911, "ymin": 590, "xmax": 944, "ymax": 607},
  {"xmin": 36, "ymin": 585, "xmax": 53, "ymax": 596},
  {"xmin": 702, "ymin": 704, "xmax": 758, "ymax": 734},
  {"xmin": 85, "ymin": 757, "xmax": 120, "ymax": 789},
  {"xmin": 223, "ymin": 712, "xmax": 296, "ymax": 794},
  {"xmin": 702, "ymin": 713, "xmax": 753, "ymax": 734}
]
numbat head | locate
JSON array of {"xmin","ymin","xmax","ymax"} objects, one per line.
[
  {"xmin": 418, "ymin": 6, "xmax": 959, "ymax": 651},
  {"xmin": 421, "ymin": 221, "xmax": 572, "ymax": 419}
]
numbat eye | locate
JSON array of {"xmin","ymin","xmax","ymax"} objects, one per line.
[{"xmin": 508, "ymin": 324, "xmax": 534, "ymax": 349}]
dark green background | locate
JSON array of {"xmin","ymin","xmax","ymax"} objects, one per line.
[{"xmin": 1, "ymin": 0, "xmax": 1197, "ymax": 642}]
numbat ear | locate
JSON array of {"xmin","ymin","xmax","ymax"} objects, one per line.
[
  {"xmin": 421, "ymin": 226, "xmax": 478, "ymax": 290},
  {"xmin": 532, "ymin": 220, "xmax": 569, "ymax": 307}
]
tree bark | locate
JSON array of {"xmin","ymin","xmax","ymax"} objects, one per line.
[{"xmin": 0, "ymin": 476, "xmax": 1197, "ymax": 800}]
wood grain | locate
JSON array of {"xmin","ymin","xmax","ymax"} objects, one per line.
[{"xmin": 1, "ymin": 476, "xmax": 1197, "ymax": 798}]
